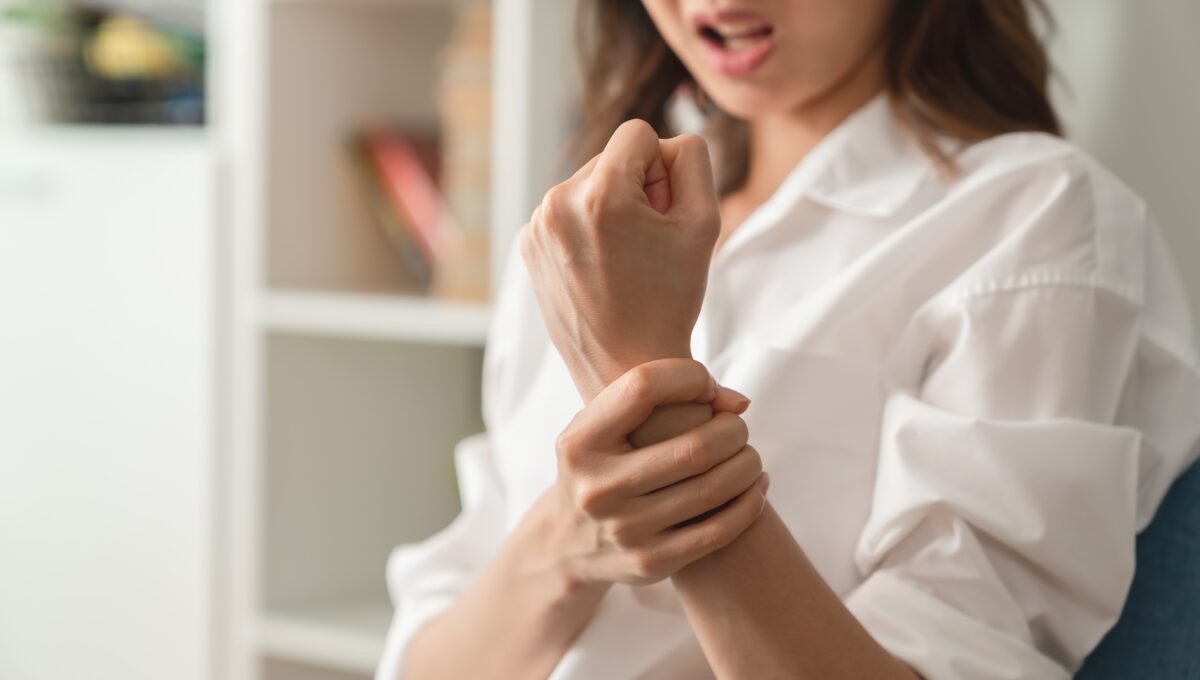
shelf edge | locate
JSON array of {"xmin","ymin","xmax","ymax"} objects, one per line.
[{"xmin": 259, "ymin": 291, "xmax": 491, "ymax": 347}]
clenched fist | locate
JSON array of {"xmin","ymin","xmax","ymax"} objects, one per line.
[{"xmin": 520, "ymin": 120, "xmax": 722, "ymax": 400}]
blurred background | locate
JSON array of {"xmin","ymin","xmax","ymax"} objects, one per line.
[{"xmin": 0, "ymin": 1, "xmax": 1196, "ymax": 679}]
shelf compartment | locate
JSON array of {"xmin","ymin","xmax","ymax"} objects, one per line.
[
  {"xmin": 266, "ymin": 0, "xmax": 462, "ymax": 294},
  {"xmin": 263, "ymin": 334, "xmax": 482, "ymax": 617},
  {"xmin": 260, "ymin": 290, "xmax": 490, "ymax": 346}
]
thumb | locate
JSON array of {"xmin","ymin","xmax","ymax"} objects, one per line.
[
  {"xmin": 598, "ymin": 119, "xmax": 672, "ymax": 214},
  {"xmin": 644, "ymin": 154, "xmax": 671, "ymax": 214},
  {"xmin": 658, "ymin": 134, "xmax": 718, "ymax": 222}
]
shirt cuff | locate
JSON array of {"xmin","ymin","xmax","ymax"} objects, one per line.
[{"xmin": 845, "ymin": 570, "xmax": 1070, "ymax": 680}]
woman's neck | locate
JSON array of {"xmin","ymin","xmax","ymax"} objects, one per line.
[{"xmin": 737, "ymin": 46, "xmax": 887, "ymax": 211}]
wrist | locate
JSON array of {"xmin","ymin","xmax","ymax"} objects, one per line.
[
  {"xmin": 515, "ymin": 486, "xmax": 610, "ymax": 601},
  {"xmin": 673, "ymin": 500, "xmax": 777, "ymax": 588},
  {"xmin": 572, "ymin": 343, "xmax": 695, "ymax": 401}
]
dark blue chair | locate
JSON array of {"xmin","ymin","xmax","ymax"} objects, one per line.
[{"xmin": 1076, "ymin": 458, "xmax": 1200, "ymax": 679}]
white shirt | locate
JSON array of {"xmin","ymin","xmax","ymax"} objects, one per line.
[{"xmin": 376, "ymin": 95, "xmax": 1200, "ymax": 680}]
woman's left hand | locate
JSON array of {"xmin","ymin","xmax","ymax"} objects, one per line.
[{"xmin": 520, "ymin": 120, "xmax": 722, "ymax": 400}]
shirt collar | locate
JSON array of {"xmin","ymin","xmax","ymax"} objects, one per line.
[
  {"xmin": 710, "ymin": 93, "xmax": 937, "ymax": 269},
  {"xmin": 800, "ymin": 92, "xmax": 935, "ymax": 218}
]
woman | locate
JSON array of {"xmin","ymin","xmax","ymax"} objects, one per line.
[{"xmin": 379, "ymin": 1, "xmax": 1200, "ymax": 678}]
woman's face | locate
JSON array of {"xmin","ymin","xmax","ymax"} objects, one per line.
[{"xmin": 641, "ymin": 0, "xmax": 893, "ymax": 120}]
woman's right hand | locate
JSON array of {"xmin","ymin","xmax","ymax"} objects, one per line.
[
  {"xmin": 533, "ymin": 358, "xmax": 769, "ymax": 588},
  {"xmin": 402, "ymin": 358, "xmax": 766, "ymax": 680}
]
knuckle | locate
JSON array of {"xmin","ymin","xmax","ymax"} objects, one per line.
[
  {"xmin": 684, "ymin": 360, "xmax": 715, "ymax": 397},
  {"xmin": 573, "ymin": 484, "xmax": 601, "ymax": 515},
  {"xmin": 581, "ymin": 181, "xmax": 605, "ymax": 220},
  {"xmin": 742, "ymin": 444, "xmax": 763, "ymax": 475},
  {"xmin": 618, "ymin": 118, "xmax": 656, "ymax": 139},
  {"xmin": 540, "ymin": 183, "xmax": 572, "ymax": 227},
  {"xmin": 683, "ymin": 357, "xmax": 709, "ymax": 383},
  {"xmin": 706, "ymin": 413, "xmax": 748, "ymax": 456},
  {"xmin": 629, "ymin": 550, "xmax": 665, "ymax": 581},
  {"xmin": 698, "ymin": 478, "xmax": 726, "ymax": 509},
  {"xmin": 621, "ymin": 364, "xmax": 656, "ymax": 403},
  {"xmin": 728, "ymin": 443, "xmax": 763, "ymax": 483},
  {"xmin": 574, "ymin": 479, "xmax": 610, "ymax": 516},
  {"xmin": 554, "ymin": 427, "xmax": 584, "ymax": 466},
  {"xmin": 616, "ymin": 464, "xmax": 647, "ymax": 494},
  {"xmin": 583, "ymin": 175, "xmax": 622, "ymax": 224},
  {"xmin": 727, "ymin": 413, "xmax": 750, "ymax": 446},
  {"xmin": 605, "ymin": 519, "xmax": 636, "ymax": 549},
  {"xmin": 673, "ymin": 431, "xmax": 710, "ymax": 473},
  {"xmin": 542, "ymin": 182, "xmax": 567, "ymax": 210},
  {"xmin": 517, "ymin": 222, "xmax": 538, "ymax": 259},
  {"xmin": 695, "ymin": 522, "xmax": 733, "ymax": 554}
]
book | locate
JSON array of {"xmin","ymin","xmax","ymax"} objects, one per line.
[
  {"xmin": 354, "ymin": 129, "xmax": 459, "ymax": 290},
  {"xmin": 432, "ymin": 0, "xmax": 492, "ymax": 301}
]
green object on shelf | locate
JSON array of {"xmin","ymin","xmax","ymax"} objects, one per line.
[
  {"xmin": 0, "ymin": 2, "xmax": 206, "ymax": 125},
  {"xmin": 1, "ymin": 2, "xmax": 74, "ymax": 28}
]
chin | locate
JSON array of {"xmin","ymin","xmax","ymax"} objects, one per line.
[{"xmin": 697, "ymin": 77, "xmax": 806, "ymax": 122}]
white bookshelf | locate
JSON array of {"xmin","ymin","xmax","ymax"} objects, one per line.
[
  {"xmin": 260, "ymin": 291, "xmax": 491, "ymax": 346},
  {"xmin": 216, "ymin": 0, "xmax": 579, "ymax": 678},
  {"xmin": 256, "ymin": 600, "xmax": 394, "ymax": 676}
]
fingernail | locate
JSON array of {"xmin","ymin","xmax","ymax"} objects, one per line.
[{"xmin": 756, "ymin": 471, "xmax": 771, "ymax": 497}]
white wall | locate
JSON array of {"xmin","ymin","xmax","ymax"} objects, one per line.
[{"xmin": 1048, "ymin": 0, "xmax": 1200, "ymax": 314}]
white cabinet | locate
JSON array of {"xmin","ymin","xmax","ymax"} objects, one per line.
[
  {"xmin": 0, "ymin": 130, "xmax": 216, "ymax": 680},
  {"xmin": 216, "ymin": 1, "xmax": 579, "ymax": 678}
]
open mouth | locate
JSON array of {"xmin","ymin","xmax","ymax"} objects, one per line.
[
  {"xmin": 697, "ymin": 19, "xmax": 774, "ymax": 52},
  {"xmin": 692, "ymin": 9, "xmax": 776, "ymax": 77}
]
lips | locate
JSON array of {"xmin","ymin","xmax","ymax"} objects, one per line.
[{"xmin": 692, "ymin": 8, "xmax": 776, "ymax": 78}]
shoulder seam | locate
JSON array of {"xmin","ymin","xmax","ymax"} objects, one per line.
[
  {"xmin": 935, "ymin": 275, "xmax": 1199, "ymax": 370},
  {"xmin": 948, "ymin": 268, "xmax": 1139, "ymax": 306}
]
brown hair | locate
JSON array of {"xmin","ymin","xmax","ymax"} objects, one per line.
[{"xmin": 574, "ymin": 0, "xmax": 1062, "ymax": 194}]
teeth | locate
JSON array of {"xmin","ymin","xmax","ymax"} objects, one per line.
[
  {"xmin": 723, "ymin": 36, "xmax": 761, "ymax": 51},
  {"xmin": 711, "ymin": 22, "xmax": 769, "ymax": 40}
]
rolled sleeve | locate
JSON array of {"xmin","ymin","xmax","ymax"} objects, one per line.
[
  {"xmin": 849, "ymin": 391, "xmax": 1142, "ymax": 679},
  {"xmin": 847, "ymin": 570, "xmax": 1070, "ymax": 680},
  {"xmin": 848, "ymin": 281, "xmax": 1199, "ymax": 678}
]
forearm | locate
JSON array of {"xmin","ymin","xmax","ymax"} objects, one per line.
[
  {"xmin": 405, "ymin": 355, "xmax": 733, "ymax": 680},
  {"xmin": 583, "ymin": 360, "xmax": 914, "ymax": 678},
  {"xmin": 672, "ymin": 505, "xmax": 918, "ymax": 679},
  {"xmin": 402, "ymin": 495, "xmax": 608, "ymax": 680}
]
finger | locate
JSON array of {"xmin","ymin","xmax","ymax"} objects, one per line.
[
  {"xmin": 628, "ymin": 385, "xmax": 747, "ymax": 448},
  {"xmin": 644, "ymin": 158, "xmax": 671, "ymax": 214},
  {"xmin": 711, "ymin": 384, "xmax": 751, "ymax": 414},
  {"xmin": 574, "ymin": 358, "xmax": 716, "ymax": 447},
  {"xmin": 627, "ymin": 444, "xmax": 762, "ymax": 535},
  {"xmin": 658, "ymin": 134, "xmax": 718, "ymax": 222},
  {"xmin": 606, "ymin": 412, "xmax": 751, "ymax": 496},
  {"xmin": 631, "ymin": 480, "xmax": 768, "ymax": 580},
  {"xmin": 534, "ymin": 156, "xmax": 596, "ymax": 226},
  {"xmin": 596, "ymin": 119, "xmax": 671, "ymax": 213}
]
